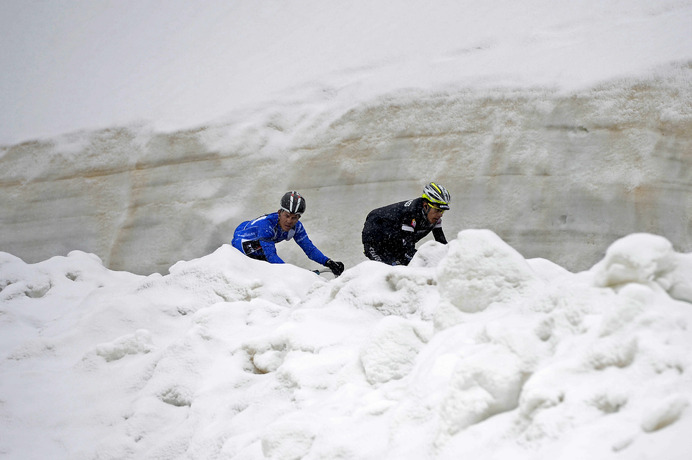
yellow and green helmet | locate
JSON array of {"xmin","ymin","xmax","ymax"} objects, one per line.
[{"xmin": 422, "ymin": 182, "xmax": 451, "ymax": 210}]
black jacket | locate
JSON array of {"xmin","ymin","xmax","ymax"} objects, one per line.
[{"xmin": 362, "ymin": 197, "xmax": 447, "ymax": 265}]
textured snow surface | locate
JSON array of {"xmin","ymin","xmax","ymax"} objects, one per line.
[{"xmin": 1, "ymin": 232, "xmax": 691, "ymax": 459}]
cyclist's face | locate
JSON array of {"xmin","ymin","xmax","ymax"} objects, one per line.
[
  {"xmin": 425, "ymin": 204, "xmax": 445, "ymax": 224},
  {"xmin": 279, "ymin": 210, "xmax": 301, "ymax": 231}
]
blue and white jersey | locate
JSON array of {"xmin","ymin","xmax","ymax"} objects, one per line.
[{"xmin": 232, "ymin": 213, "xmax": 329, "ymax": 265}]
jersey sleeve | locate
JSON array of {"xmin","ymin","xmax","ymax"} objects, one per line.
[
  {"xmin": 399, "ymin": 208, "xmax": 420, "ymax": 251},
  {"xmin": 254, "ymin": 216, "xmax": 285, "ymax": 263},
  {"xmin": 294, "ymin": 223, "xmax": 329, "ymax": 265},
  {"xmin": 258, "ymin": 240, "xmax": 284, "ymax": 263},
  {"xmin": 432, "ymin": 227, "xmax": 448, "ymax": 244}
]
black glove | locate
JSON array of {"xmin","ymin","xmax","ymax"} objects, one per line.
[{"xmin": 325, "ymin": 259, "xmax": 345, "ymax": 277}]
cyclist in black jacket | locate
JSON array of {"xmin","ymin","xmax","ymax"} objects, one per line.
[{"xmin": 362, "ymin": 182, "xmax": 451, "ymax": 265}]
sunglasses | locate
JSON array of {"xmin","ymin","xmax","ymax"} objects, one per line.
[{"xmin": 427, "ymin": 203, "xmax": 446, "ymax": 213}]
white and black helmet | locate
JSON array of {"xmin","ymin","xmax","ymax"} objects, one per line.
[
  {"xmin": 280, "ymin": 191, "xmax": 306, "ymax": 214},
  {"xmin": 422, "ymin": 182, "xmax": 451, "ymax": 210}
]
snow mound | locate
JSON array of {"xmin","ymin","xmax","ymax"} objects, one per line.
[{"xmin": 1, "ymin": 232, "xmax": 691, "ymax": 459}]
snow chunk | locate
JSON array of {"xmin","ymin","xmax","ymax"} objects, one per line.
[
  {"xmin": 0, "ymin": 252, "xmax": 52, "ymax": 300},
  {"xmin": 593, "ymin": 233, "xmax": 676, "ymax": 289},
  {"xmin": 437, "ymin": 230, "xmax": 537, "ymax": 313},
  {"xmin": 261, "ymin": 419, "xmax": 317, "ymax": 460},
  {"xmin": 669, "ymin": 252, "xmax": 692, "ymax": 303},
  {"xmin": 409, "ymin": 240, "xmax": 450, "ymax": 268},
  {"xmin": 584, "ymin": 335, "xmax": 638, "ymax": 370},
  {"xmin": 360, "ymin": 316, "xmax": 426, "ymax": 384},
  {"xmin": 438, "ymin": 343, "xmax": 525, "ymax": 437},
  {"xmin": 641, "ymin": 395, "xmax": 689, "ymax": 433},
  {"xmin": 95, "ymin": 329, "xmax": 153, "ymax": 362},
  {"xmin": 159, "ymin": 385, "xmax": 193, "ymax": 407}
]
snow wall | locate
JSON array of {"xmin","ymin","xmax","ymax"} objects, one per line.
[{"xmin": 1, "ymin": 67, "xmax": 691, "ymax": 274}]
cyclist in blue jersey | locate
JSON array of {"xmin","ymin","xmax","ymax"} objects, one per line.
[{"xmin": 232, "ymin": 191, "xmax": 345, "ymax": 276}]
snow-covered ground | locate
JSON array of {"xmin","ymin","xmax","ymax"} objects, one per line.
[
  {"xmin": 1, "ymin": 232, "xmax": 692, "ymax": 459},
  {"xmin": 1, "ymin": 1, "xmax": 692, "ymax": 458}
]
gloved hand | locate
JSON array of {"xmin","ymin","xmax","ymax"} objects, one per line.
[{"xmin": 325, "ymin": 259, "xmax": 345, "ymax": 277}]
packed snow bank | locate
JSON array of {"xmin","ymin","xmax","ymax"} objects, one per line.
[
  {"xmin": 1, "ymin": 232, "xmax": 690, "ymax": 459},
  {"xmin": 3, "ymin": 0, "xmax": 692, "ymax": 275},
  {"xmin": 3, "ymin": 69, "xmax": 692, "ymax": 276}
]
